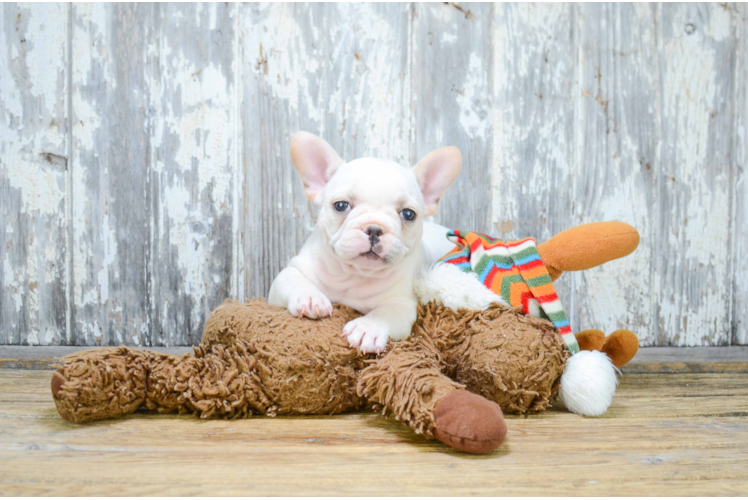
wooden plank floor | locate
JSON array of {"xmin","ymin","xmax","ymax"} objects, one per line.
[{"xmin": 1, "ymin": 357, "xmax": 748, "ymax": 495}]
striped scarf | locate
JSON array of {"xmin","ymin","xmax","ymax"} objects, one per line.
[{"xmin": 437, "ymin": 230, "xmax": 579, "ymax": 354}]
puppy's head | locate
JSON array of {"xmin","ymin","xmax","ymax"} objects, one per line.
[{"xmin": 291, "ymin": 132, "xmax": 461, "ymax": 271}]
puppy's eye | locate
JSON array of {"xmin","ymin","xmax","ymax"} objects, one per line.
[
  {"xmin": 333, "ymin": 201, "xmax": 350, "ymax": 212},
  {"xmin": 400, "ymin": 209, "xmax": 416, "ymax": 221}
]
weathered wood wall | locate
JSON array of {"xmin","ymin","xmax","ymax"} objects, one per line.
[{"xmin": 1, "ymin": 3, "xmax": 746, "ymax": 347}]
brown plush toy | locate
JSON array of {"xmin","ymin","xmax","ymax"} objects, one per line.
[{"xmin": 51, "ymin": 221, "xmax": 639, "ymax": 455}]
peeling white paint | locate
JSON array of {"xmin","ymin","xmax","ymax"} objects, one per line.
[
  {"xmin": 1, "ymin": 3, "xmax": 69, "ymax": 345},
  {"xmin": 162, "ymin": 184, "xmax": 206, "ymax": 300},
  {"xmin": 44, "ymin": 327, "xmax": 56, "ymax": 344},
  {"xmin": 492, "ymin": 3, "xmax": 575, "ymax": 237},
  {"xmin": 3, "ymin": 254, "xmax": 23, "ymax": 312},
  {"xmin": 145, "ymin": 3, "xmax": 239, "ymax": 345},
  {"xmin": 705, "ymin": 6, "xmax": 731, "ymax": 42},
  {"xmin": 97, "ymin": 210, "xmax": 117, "ymax": 305},
  {"xmin": 658, "ymin": 4, "xmax": 733, "ymax": 345},
  {"xmin": 442, "ymin": 32, "xmax": 457, "ymax": 44},
  {"xmin": 247, "ymin": 7, "xmax": 313, "ymax": 121},
  {"xmin": 455, "ymin": 52, "xmax": 489, "ymax": 140},
  {"xmin": 2, "ymin": 3, "xmax": 746, "ymax": 347},
  {"xmin": 24, "ymin": 7, "xmax": 67, "ymax": 106},
  {"xmin": 25, "ymin": 234, "xmax": 39, "ymax": 344},
  {"xmin": 5, "ymin": 159, "xmax": 65, "ymax": 216}
]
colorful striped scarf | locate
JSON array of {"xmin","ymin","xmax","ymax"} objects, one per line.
[{"xmin": 438, "ymin": 230, "xmax": 579, "ymax": 354}]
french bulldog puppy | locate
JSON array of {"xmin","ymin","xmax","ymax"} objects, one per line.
[{"xmin": 268, "ymin": 132, "xmax": 461, "ymax": 354}]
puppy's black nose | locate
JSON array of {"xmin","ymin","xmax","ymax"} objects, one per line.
[{"xmin": 365, "ymin": 225, "xmax": 383, "ymax": 242}]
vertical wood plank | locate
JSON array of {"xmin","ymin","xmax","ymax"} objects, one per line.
[
  {"xmin": 733, "ymin": 2, "xmax": 747, "ymax": 345},
  {"xmin": 411, "ymin": 2, "xmax": 493, "ymax": 234},
  {"xmin": 570, "ymin": 4, "xmax": 660, "ymax": 344},
  {"xmin": 0, "ymin": 3, "xmax": 68, "ymax": 345},
  {"xmin": 70, "ymin": 4, "xmax": 153, "ymax": 346},
  {"xmin": 149, "ymin": 3, "xmax": 237, "ymax": 346},
  {"xmin": 241, "ymin": 3, "xmax": 411, "ymax": 299},
  {"xmin": 657, "ymin": 3, "xmax": 737, "ymax": 346},
  {"xmin": 491, "ymin": 3, "xmax": 576, "ymax": 313}
]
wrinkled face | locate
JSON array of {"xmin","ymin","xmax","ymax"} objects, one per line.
[
  {"xmin": 289, "ymin": 131, "xmax": 462, "ymax": 273},
  {"xmin": 317, "ymin": 159, "xmax": 425, "ymax": 270}
]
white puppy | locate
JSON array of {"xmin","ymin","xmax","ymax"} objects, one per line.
[{"xmin": 268, "ymin": 132, "xmax": 461, "ymax": 354}]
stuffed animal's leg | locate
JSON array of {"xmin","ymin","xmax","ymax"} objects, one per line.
[
  {"xmin": 537, "ymin": 221, "xmax": 639, "ymax": 280},
  {"xmin": 145, "ymin": 341, "xmax": 273, "ymax": 418},
  {"xmin": 52, "ymin": 347, "xmax": 152, "ymax": 423},
  {"xmin": 52, "ymin": 341, "xmax": 274, "ymax": 423},
  {"xmin": 358, "ymin": 337, "xmax": 507, "ymax": 454}
]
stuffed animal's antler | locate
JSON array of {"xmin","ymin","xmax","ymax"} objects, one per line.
[{"xmin": 537, "ymin": 221, "xmax": 639, "ymax": 281}]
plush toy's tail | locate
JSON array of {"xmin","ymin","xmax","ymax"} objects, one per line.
[
  {"xmin": 557, "ymin": 328, "xmax": 639, "ymax": 416},
  {"xmin": 557, "ymin": 350, "xmax": 618, "ymax": 417}
]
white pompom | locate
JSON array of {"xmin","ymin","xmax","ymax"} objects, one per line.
[
  {"xmin": 414, "ymin": 263, "xmax": 509, "ymax": 311},
  {"xmin": 558, "ymin": 350, "xmax": 618, "ymax": 417}
]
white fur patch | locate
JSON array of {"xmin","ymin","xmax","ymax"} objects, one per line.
[
  {"xmin": 414, "ymin": 263, "xmax": 509, "ymax": 311},
  {"xmin": 558, "ymin": 350, "xmax": 618, "ymax": 417}
]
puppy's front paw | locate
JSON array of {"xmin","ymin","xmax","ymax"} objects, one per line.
[
  {"xmin": 343, "ymin": 317, "xmax": 390, "ymax": 354},
  {"xmin": 288, "ymin": 290, "xmax": 333, "ymax": 319}
]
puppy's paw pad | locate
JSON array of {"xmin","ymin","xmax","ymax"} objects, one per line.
[
  {"xmin": 343, "ymin": 317, "xmax": 390, "ymax": 354},
  {"xmin": 289, "ymin": 291, "xmax": 333, "ymax": 319}
]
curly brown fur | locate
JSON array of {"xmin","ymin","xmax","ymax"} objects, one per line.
[
  {"xmin": 355, "ymin": 302, "xmax": 568, "ymax": 438},
  {"xmin": 358, "ymin": 332, "xmax": 462, "ymax": 437},
  {"xmin": 202, "ymin": 299, "xmax": 368, "ymax": 415},
  {"xmin": 52, "ymin": 298, "xmax": 567, "ymax": 440},
  {"xmin": 52, "ymin": 347, "xmax": 150, "ymax": 423},
  {"xmin": 415, "ymin": 301, "xmax": 568, "ymax": 413},
  {"xmin": 144, "ymin": 341, "xmax": 273, "ymax": 418}
]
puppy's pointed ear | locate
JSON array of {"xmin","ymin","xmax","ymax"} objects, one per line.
[
  {"xmin": 290, "ymin": 132, "xmax": 344, "ymax": 203},
  {"xmin": 412, "ymin": 147, "xmax": 462, "ymax": 216}
]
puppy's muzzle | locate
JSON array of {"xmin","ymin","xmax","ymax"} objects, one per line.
[{"xmin": 365, "ymin": 224, "xmax": 384, "ymax": 245}]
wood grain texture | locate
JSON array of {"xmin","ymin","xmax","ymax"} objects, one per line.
[
  {"xmin": 734, "ymin": 3, "xmax": 748, "ymax": 345},
  {"xmin": 656, "ymin": 3, "xmax": 737, "ymax": 346},
  {"xmin": 491, "ymin": 3, "xmax": 577, "ymax": 316},
  {"xmin": 1, "ymin": 368, "xmax": 747, "ymax": 495},
  {"xmin": 0, "ymin": 4, "xmax": 69, "ymax": 345},
  {"xmin": 571, "ymin": 3, "xmax": 660, "ymax": 344},
  {"xmin": 411, "ymin": 2, "xmax": 493, "ymax": 234},
  {"xmin": 241, "ymin": 3, "xmax": 411, "ymax": 298},
  {"xmin": 1, "ymin": 2, "xmax": 747, "ymax": 346},
  {"xmin": 148, "ymin": 3, "xmax": 237, "ymax": 346},
  {"xmin": 69, "ymin": 4, "xmax": 154, "ymax": 346},
  {"xmin": 70, "ymin": 4, "xmax": 238, "ymax": 346}
]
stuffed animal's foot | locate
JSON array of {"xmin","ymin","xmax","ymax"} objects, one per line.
[
  {"xmin": 433, "ymin": 390, "xmax": 507, "ymax": 454},
  {"xmin": 576, "ymin": 328, "xmax": 639, "ymax": 368},
  {"xmin": 52, "ymin": 347, "xmax": 150, "ymax": 423}
]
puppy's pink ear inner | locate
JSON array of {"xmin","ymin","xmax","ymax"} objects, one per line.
[
  {"xmin": 412, "ymin": 146, "xmax": 462, "ymax": 216},
  {"xmin": 290, "ymin": 132, "xmax": 344, "ymax": 202}
]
